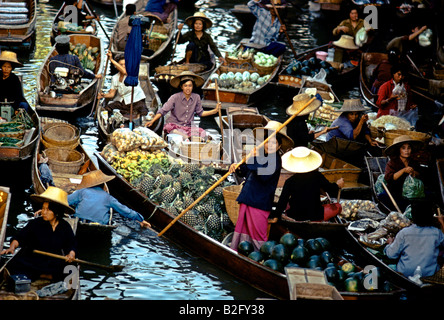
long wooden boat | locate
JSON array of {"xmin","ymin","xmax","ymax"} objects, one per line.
[
  {"xmin": 96, "ymin": 151, "xmax": 407, "ymax": 300},
  {"xmin": 50, "ymin": 1, "xmax": 98, "ymax": 46},
  {"xmin": 109, "ymin": 1, "xmax": 177, "ymax": 65},
  {"xmin": 0, "ymin": 186, "xmax": 81, "ymax": 300},
  {"xmin": 0, "ymin": 105, "xmax": 40, "ymax": 161},
  {"xmin": 276, "ymin": 43, "xmax": 359, "ymax": 91},
  {"xmin": 35, "ymin": 34, "xmax": 104, "ymax": 116},
  {"xmin": 0, "ymin": 0, "xmax": 37, "ymax": 50},
  {"xmin": 31, "ymin": 118, "xmax": 116, "ymax": 235}
]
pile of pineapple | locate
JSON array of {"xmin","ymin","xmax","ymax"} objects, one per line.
[{"xmin": 69, "ymin": 43, "xmax": 99, "ymax": 72}]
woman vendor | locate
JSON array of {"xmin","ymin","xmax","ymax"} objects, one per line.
[
  {"xmin": 0, "ymin": 51, "xmax": 30, "ymax": 111},
  {"xmin": 145, "ymin": 71, "xmax": 220, "ymax": 140},
  {"xmin": 229, "ymin": 121, "xmax": 294, "ymax": 251},
  {"xmin": 98, "ymin": 51, "xmax": 148, "ymax": 126},
  {"xmin": 326, "ymin": 98, "xmax": 378, "ymax": 146},
  {"xmin": 0, "ymin": 187, "xmax": 77, "ymax": 281},
  {"xmin": 332, "ymin": 7, "xmax": 369, "ymax": 39},
  {"xmin": 177, "ymin": 12, "xmax": 225, "ymax": 70},
  {"xmin": 269, "ymin": 147, "xmax": 344, "ymax": 222},
  {"xmin": 378, "ymin": 135, "xmax": 424, "ymax": 212}
]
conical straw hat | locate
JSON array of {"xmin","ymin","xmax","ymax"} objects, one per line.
[
  {"xmin": 76, "ymin": 170, "xmax": 115, "ymax": 190},
  {"xmin": 185, "ymin": 12, "xmax": 212, "ymax": 29},
  {"xmin": 334, "ymin": 98, "xmax": 369, "ymax": 113},
  {"xmin": 333, "ymin": 34, "xmax": 359, "ymax": 50},
  {"xmin": 31, "ymin": 186, "xmax": 74, "ymax": 214},
  {"xmin": 286, "ymin": 93, "xmax": 323, "ymax": 117},
  {"xmin": 253, "ymin": 120, "xmax": 294, "ymax": 153},
  {"xmin": 383, "ymin": 135, "xmax": 424, "ymax": 157},
  {"xmin": 281, "ymin": 147, "xmax": 323, "ymax": 173},
  {"xmin": 170, "ymin": 70, "xmax": 205, "ymax": 88},
  {"xmin": 0, "ymin": 50, "xmax": 23, "ymax": 68}
]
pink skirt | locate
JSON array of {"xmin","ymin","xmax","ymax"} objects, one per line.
[
  {"xmin": 230, "ymin": 203, "xmax": 270, "ymax": 252},
  {"xmin": 163, "ymin": 123, "xmax": 206, "ymax": 138}
]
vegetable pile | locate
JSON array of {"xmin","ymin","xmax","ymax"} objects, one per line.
[
  {"xmin": 69, "ymin": 43, "xmax": 100, "ymax": 72},
  {"xmin": 209, "ymin": 71, "xmax": 270, "ymax": 91}
]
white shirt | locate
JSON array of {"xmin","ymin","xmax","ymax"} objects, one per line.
[{"xmin": 111, "ymin": 73, "xmax": 146, "ymax": 105}]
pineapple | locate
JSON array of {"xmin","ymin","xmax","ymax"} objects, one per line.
[
  {"xmin": 139, "ymin": 174, "xmax": 156, "ymax": 196},
  {"xmin": 161, "ymin": 184, "xmax": 176, "ymax": 203}
]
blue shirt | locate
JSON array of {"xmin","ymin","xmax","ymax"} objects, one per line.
[
  {"xmin": 68, "ymin": 186, "xmax": 144, "ymax": 225},
  {"xmin": 248, "ymin": 0, "xmax": 281, "ymax": 46},
  {"xmin": 384, "ymin": 224, "xmax": 444, "ymax": 277},
  {"xmin": 326, "ymin": 113, "xmax": 370, "ymax": 142},
  {"xmin": 145, "ymin": 0, "xmax": 178, "ymax": 13}
]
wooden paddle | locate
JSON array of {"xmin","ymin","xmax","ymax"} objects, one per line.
[
  {"xmin": 157, "ymin": 96, "xmax": 319, "ymax": 237},
  {"xmin": 269, "ymin": 1, "xmax": 298, "ymax": 58},
  {"xmin": 381, "ymin": 181, "xmax": 402, "ymax": 213},
  {"xmin": 34, "ymin": 250, "xmax": 124, "ymax": 272},
  {"xmin": 214, "ymin": 79, "xmax": 225, "ymax": 148}
]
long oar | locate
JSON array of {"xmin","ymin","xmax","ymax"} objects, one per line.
[
  {"xmin": 157, "ymin": 96, "xmax": 320, "ymax": 237},
  {"xmin": 381, "ymin": 181, "xmax": 402, "ymax": 213},
  {"xmin": 34, "ymin": 250, "xmax": 124, "ymax": 272},
  {"xmin": 214, "ymin": 79, "xmax": 225, "ymax": 148},
  {"xmin": 89, "ymin": 42, "xmax": 112, "ymax": 118},
  {"xmin": 269, "ymin": 1, "xmax": 297, "ymax": 58}
]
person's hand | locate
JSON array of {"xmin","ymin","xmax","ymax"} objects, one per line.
[
  {"xmin": 0, "ymin": 247, "xmax": 14, "ymax": 255},
  {"xmin": 34, "ymin": 209, "xmax": 42, "ymax": 217},
  {"xmin": 140, "ymin": 220, "xmax": 151, "ymax": 228},
  {"xmin": 341, "ymin": 26, "xmax": 350, "ymax": 33},
  {"xmin": 410, "ymin": 104, "xmax": 417, "ymax": 109},
  {"xmin": 336, "ymin": 177, "xmax": 345, "ymax": 189},
  {"xmin": 386, "ymin": 235, "xmax": 394, "ymax": 244},
  {"xmin": 97, "ymin": 92, "xmax": 105, "ymax": 99},
  {"xmin": 218, "ymin": 56, "xmax": 226, "ymax": 65},
  {"xmin": 95, "ymin": 73, "xmax": 103, "ymax": 79},
  {"xmin": 178, "ymin": 23, "xmax": 184, "ymax": 30},
  {"xmin": 65, "ymin": 251, "xmax": 76, "ymax": 263},
  {"xmin": 215, "ymin": 102, "xmax": 221, "ymax": 112},
  {"xmin": 404, "ymin": 166, "xmax": 414, "ymax": 175},
  {"xmin": 229, "ymin": 163, "xmax": 238, "ymax": 174},
  {"xmin": 268, "ymin": 217, "xmax": 279, "ymax": 224},
  {"xmin": 145, "ymin": 120, "xmax": 154, "ymax": 127},
  {"xmin": 279, "ymin": 25, "xmax": 286, "ymax": 33},
  {"xmin": 369, "ymin": 139, "xmax": 379, "ymax": 147},
  {"xmin": 106, "ymin": 50, "xmax": 113, "ymax": 59}
]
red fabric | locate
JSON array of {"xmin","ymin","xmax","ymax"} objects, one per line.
[
  {"xmin": 376, "ymin": 79, "xmax": 413, "ymax": 118},
  {"xmin": 322, "ymin": 203, "xmax": 342, "ymax": 221}
]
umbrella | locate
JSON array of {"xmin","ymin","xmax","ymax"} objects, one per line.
[{"xmin": 124, "ymin": 16, "xmax": 143, "ymax": 130}]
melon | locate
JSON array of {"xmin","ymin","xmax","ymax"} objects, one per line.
[
  {"xmin": 238, "ymin": 241, "xmax": 254, "ymax": 256},
  {"xmin": 260, "ymin": 240, "xmax": 276, "ymax": 259},
  {"xmin": 248, "ymin": 251, "xmax": 264, "ymax": 263},
  {"xmin": 263, "ymin": 259, "xmax": 283, "ymax": 272},
  {"xmin": 280, "ymin": 233, "xmax": 297, "ymax": 250},
  {"xmin": 315, "ymin": 237, "xmax": 331, "ymax": 251},
  {"xmin": 270, "ymin": 244, "xmax": 289, "ymax": 264},
  {"xmin": 305, "ymin": 239, "xmax": 323, "ymax": 255},
  {"xmin": 290, "ymin": 245, "xmax": 309, "ymax": 265}
]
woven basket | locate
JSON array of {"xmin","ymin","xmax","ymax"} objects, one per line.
[
  {"xmin": 43, "ymin": 123, "xmax": 80, "ymax": 147},
  {"xmin": 369, "ymin": 125, "xmax": 385, "ymax": 139},
  {"xmin": 179, "ymin": 141, "xmax": 220, "ymax": 161},
  {"xmin": 223, "ymin": 185, "xmax": 242, "ymax": 224},
  {"xmin": 149, "ymin": 38, "xmax": 163, "ymax": 52},
  {"xmin": 43, "ymin": 147, "xmax": 84, "ymax": 174},
  {"xmin": 155, "ymin": 63, "xmax": 205, "ymax": 77},
  {"xmin": 252, "ymin": 60, "xmax": 277, "ymax": 76},
  {"xmin": 384, "ymin": 129, "xmax": 431, "ymax": 147},
  {"xmin": 422, "ymin": 267, "xmax": 444, "ymax": 285},
  {"xmin": 218, "ymin": 62, "xmax": 256, "ymax": 75},
  {"xmin": 225, "ymin": 51, "xmax": 253, "ymax": 65},
  {"xmin": 41, "ymin": 136, "xmax": 80, "ymax": 150}
]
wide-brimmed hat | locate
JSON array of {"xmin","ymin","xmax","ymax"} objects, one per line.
[
  {"xmin": 253, "ymin": 120, "xmax": 294, "ymax": 152},
  {"xmin": 333, "ymin": 35, "xmax": 359, "ymax": 50},
  {"xmin": 334, "ymin": 98, "xmax": 369, "ymax": 113},
  {"xmin": 170, "ymin": 70, "xmax": 205, "ymax": 88},
  {"xmin": 185, "ymin": 12, "xmax": 212, "ymax": 29},
  {"xmin": 0, "ymin": 50, "xmax": 23, "ymax": 68},
  {"xmin": 286, "ymin": 93, "xmax": 323, "ymax": 117},
  {"xmin": 55, "ymin": 35, "xmax": 70, "ymax": 45},
  {"xmin": 76, "ymin": 170, "xmax": 115, "ymax": 190},
  {"xmin": 384, "ymin": 135, "xmax": 424, "ymax": 157},
  {"xmin": 281, "ymin": 147, "xmax": 323, "ymax": 173},
  {"xmin": 31, "ymin": 186, "xmax": 74, "ymax": 214}
]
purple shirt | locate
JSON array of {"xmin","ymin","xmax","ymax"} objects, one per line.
[{"xmin": 157, "ymin": 92, "xmax": 204, "ymax": 126}]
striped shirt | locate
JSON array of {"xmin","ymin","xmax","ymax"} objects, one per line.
[{"xmin": 248, "ymin": 0, "xmax": 281, "ymax": 46}]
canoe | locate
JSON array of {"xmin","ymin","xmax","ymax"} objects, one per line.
[
  {"xmin": 109, "ymin": 2, "xmax": 177, "ymax": 65},
  {"xmin": 0, "ymin": 0, "xmax": 36, "ymax": 50},
  {"xmin": 0, "ymin": 105, "xmax": 40, "ymax": 161},
  {"xmin": 50, "ymin": 1, "xmax": 98, "ymax": 46},
  {"xmin": 96, "ymin": 62, "xmax": 163, "ymax": 142},
  {"xmin": 96, "ymin": 151, "xmax": 407, "ymax": 300},
  {"xmin": 31, "ymin": 118, "xmax": 116, "ymax": 235},
  {"xmin": 0, "ymin": 186, "xmax": 81, "ymax": 300},
  {"xmin": 35, "ymin": 34, "xmax": 104, "ymax": 116},
  {"xmin": 276, "ymin": 43, "xmax": 359, "ymax": 91}
]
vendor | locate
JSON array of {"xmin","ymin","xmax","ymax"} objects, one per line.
[
  {"xmin": 0, "ymin": 51, "xmax": 30, "ymax": 111},
  {"xmin": 145, "ymin": 71, "xmax": 220, "ymax": 140},
  {"xmin": 332, "ymin": 7, "xmax": 368, "ymax": 39}
]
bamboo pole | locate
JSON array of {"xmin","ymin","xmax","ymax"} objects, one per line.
[
  {"xmin": 269, "ymin": 1, "xmax": 297, "ymax": 58},
  {"xmin": 214, "ymin": 79, "xmax": 224, "ymax": 148}
]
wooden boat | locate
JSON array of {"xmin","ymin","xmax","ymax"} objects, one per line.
[
  {"xmin": 109, "ymin": 2, "xmax": 177, "ymax": 65},
  {"xmin": 311, "ymin": 136, "xmax": 368, "ymax": 167},
  {"xmin": 95, "ymin": 150, "xmax": 409, "ymax": 300},
  {"xmin": 0, "ymin": 186, "xmax": 81, "ymax": 300},
  {"xmin": 50, "ymin": 1, "xmax": 98, "ymax": 46},
  {"xmin": 31, "ymin": 118, "xmax": 116, "ymax": 235},
  {"xmin": 276, "ymin": 43, "xmax": 359, "ymax": 91},
  {"xmin": 35, "ymin": 34, "xmax": 104, "ymax": 116},
  {"xmin": 0, "ymin": 105, "xmax": 40, "ymax": 161},
  {"xmin": 0, "ymin": 0, "xmax": 37, "ymax": 50}
]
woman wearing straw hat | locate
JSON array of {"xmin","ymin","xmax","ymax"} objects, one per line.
[
  {"xmin": 177, "ymin": 12, "xmax": 225, "ymax": 70},
  {"xmin": 68, "ymin": 170, "xmax": 151, "ymax": 228},
  {"xmin": 0, "ymin": 187, "xmax": 77, "ymax": 281},
  {"xmin": 0, "ymin": 50, "xmax": 30, "ymax": 112},
  {"xmin": 332, "ymin": 7, "xmax": 369, "ymax": 39},
  {"xmin": 326, "ymin": 98, "xmax": 378, "ymax": 147},
  {"xmin": 145, "ymin": 71, "xmax": 221, "ymax": 140},
  {"xmin": 378, "ymin": 135, "xmax": 424, "ymax": 212},
  {"xmin": 228, "ymin": 121, "xmax": 293, "ymax": 252},
  {"xmin": 269, "ymin": 147, "xmax": 344, "ymax": 222}
]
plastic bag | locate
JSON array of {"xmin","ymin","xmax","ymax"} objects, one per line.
[
  {"xmin": 101, "ymin": 143, "xmax": 125, "ymax": 163},
  {"xmin": 306, "ymin": 68, "xmax": 328, "ymax": 84},
  {"xmin": 375, "ymin": 174, "xmax": 386, "ymax": 195},
  {"xmin": 111, "ymin": 128, "xmax": 143, "ymax": 152},
  {"xmin": 402, "ymin": 175, "xmax": 425, "ymax": 199},
  {"xmin": 379, "ymin": 211, "xmax": 411, "ymax": 234},
  {"xmin": 133, "ymin": 127, "xmax": 167, "ymax": 150}
]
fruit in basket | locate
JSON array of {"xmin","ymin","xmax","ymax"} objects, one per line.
[{"xmin": 254, "ymin": 52, "xmax": 277, "ymax": 67}]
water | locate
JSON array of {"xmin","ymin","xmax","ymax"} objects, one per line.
[{"xmin": 2, "ymin": 0, "xmax": 361, "ymax": 300}]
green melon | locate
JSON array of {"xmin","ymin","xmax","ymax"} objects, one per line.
[
  {"xmin": 290, "ymin": 245, "xmax": 309, "ymax": 265},
  {"xmin": 306, "ymin": 256, "xmax": 322, "ymax": 269},
  {"xmin": 270, "ymin": 244, "xmax": 289, "ymax": 264},
  {"xmin": 315, "ymin": 237, "xmax": 331, "ymax": 251},
  {"xmin": 320, "ymin": 251, "xmax": 334, "ymax": 267},
  {"xmin": 263, "ymin": 259, "xmax": 283, "ymax": 273},
  {"xmin": 238, "ymin": 241, "xmax": 254, "ymax": 256},
  {"xmin": 260, "ymin": 240, "xmax": 276, "ymax": 259},
  {"xmin": 324, "ymin": 266, "xmax": 338, "ymax": 283},
  {"xmin": 305, "ymin": 239, "xmax": 323, "ymax": 255},
  {"xmin": 248, "ymin": 251, "xmax": 264, "ymax": 263},
  {"xmin": 285, "ymin": 262, "xmax": 299, "ymax": 268},
  {"xmin": 344, "ymin": 277, "xmax": 359, "ymax": 292},
  {"xmin": 279, "ymin": 233, "xmax": 297, "ymax": 250}
]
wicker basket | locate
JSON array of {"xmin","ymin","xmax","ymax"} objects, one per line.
[
  {"xmin": 252, "ymin": 60, "xmax": 277, "ymax": 76},
  {"xmin": 219, "ymin": 62, "xmax": 256, "ymax": 74},
  {"xmin": 369, "ymin": 125, "xmax": 385, "ymax": 139},
  {"xmin": 384, "ymin": 129, "xmax": 431, "ymax": 147},
  {"xmin": 225, "ymin": 50, "xmax": 253, "ymax": 65},
  {"xmin": 155, "ymin": 63, "xmax": 206, "ymax": 77},
  {"xmin": 41, "ymin": 136, "xmax": 80, "ymax": 150},
  {"xmin": 43, "ymin": 123, "xmax": 80, "ymax": 148},
  {"xmin": 180, "ymin": 141, "xmax": 221, "ymax": 161},
  {"xmin": 223, "ymin": 184, "xmax": 242, "ymax": 224},
  {"xmin": 43, "ymin": 147, "xmax": 84, "ymax": 174},
  {"xmin": 148, "ymin": 38, "xmax": 163, "ymax": 51}
]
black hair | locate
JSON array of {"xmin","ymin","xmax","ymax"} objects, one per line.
[
  {"xmin": 56, "ymin": 42, "xmax": 70, "ymax": 55},
  {"xmin": 114, "ymin": 53, "xmax": 125, "ymax": 62},
  {"xmin": 125, "ymin": 3, "xmax": 136, "ymax": 16},
  {"xmin": 410, "ymin": 199, "xmax": 438, "ymax": 228},
  {"xmin": 390, "ymin": 63, "xmax": 406, "ymax": 75},
  {"xmin": 180, "ymin": 78, "xmax": 194, "ymax": 88}
]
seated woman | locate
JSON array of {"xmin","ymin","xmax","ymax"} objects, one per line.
[
  {"xmin": 269, "ymin": 147, "xmax": 344, "ymax": 222},
  {"xmin": 177, "ymin": 12, "xmax": 225, "ymax": 70},
  {"xmin": 98, "ymin": 51, "xmax": 148, "ymax": 127},
  {"xmin": 145, "ymin": 71, "xmax": 220, "ymax": 140},
  {"xmin": 332, "ymin": 7, "xmax": 368, "ymax": 39},
  {"xmin": 0, "ymin": 187, "xmax": 77, "ymax": 281},
  {"xmin": 0, "ymin": 51, "xmax": 30, "ymax": 111},
  {"xmin": 378, "ymin": 135, "xmax": 424, "ymax": 212},
  {"xmin": 49, "ymin": 35, "xmax": 102, "ymax": 84},
  {"xmin": 326, "ymin": 98, "xmax": 378, "ymax": 146}
]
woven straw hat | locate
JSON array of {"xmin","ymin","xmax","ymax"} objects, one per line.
[
  {"xmin": 253, "ymin": 120, "xmax": 294, "ymax": 153},
  {"xmin": 0, "ymin": 51, "xmax": 23, "ymax": 68},
  {"xmin": 31, "ymin": 186, "xmax": 74, "ymax": 214},
  {"xmin": 185, "ymin": 12, "xmax": 212, "ymax": 29},
  {"xmin": 334, "ymin": 98, "xmax": 369, "ymax": 113},
  {"xmin": 383, "ymin": 135, "xmax": 424, "ymax": 157},
  {"xmin": 76, "ymin": 170, "xmax": 115, "ymax": 190},
  {"xmin": 282, "ymin": 147, "xmax": 323, "ymax": 173},
  {"xmin": 333, "ymin": 35, "xmax": 359, "ymax": 50},
  {"xmin": 286, "ymin": 93, "xmax": 323, "ymax": 117},
  {"xmin": 170, "ymin": 70, "xmax": 205, "ymax": 88}
]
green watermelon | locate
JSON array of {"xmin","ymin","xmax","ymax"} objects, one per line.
[
  {"xmin": 305, "ymin": 239, "xmax": 323, "ymax": 255},
  {"xmin": 285, "ymin": 262, "xmax": 299, "ymax": 268},
  {"xmin": 248, "ymin": 251, "xmax": 264, "ymax": 263},
  {"xmin": 270, "ymin": 244, "xmax": 289, "ymax": 264},
  {"xmin": 315, "ymin": 237, "xmax": 331, "ymax": 251},
  {"xmin": 260, "ymin": 240, "xmax": 276, "ymax": 259},
  {"xmin": 344, "ymin": 277, "xmax": 359, "ymax": 292},
  {"xmin": 297, "ymin": 238, "xmax": 305, "ymax": 247},
  {"xmin": 279, "ymin": 233, "xmax": 297, "ymax": 250},
  {"xmin": 290, "ymin": 245, "xmax": 309, "ymax": 265},
  {"xmin": 324, "ymin": 266, "xmax": 338, "ymax": 283},
  {"xmin": 238, "ymin": 241, "xmax": 254, "ymax": 256},
  {"xmin": 306, "ymin": 256, "xmax": 322, "ymax": 269},
  {"xmin": 320, "ymin": 251, "xmax": 334, "ymax": 267},
  {"xmin": 263, "ymin": 259, "xmax": 283, "ymax": 273}
]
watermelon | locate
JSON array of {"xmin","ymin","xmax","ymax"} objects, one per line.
[
  {"xmin": 285, "ymin": 262, "xmax": 299, "ymax": 268},
  {"xmin": 324, "ymin": 266, "xmax": 338, "ymax": 284},
  {"xmin": 290, "ymin": 245, "xmax": 309, "ymax": 265},
  {"xmin": 341, "ymin": 262, "xmax": 355, "ymax": 274},
  {"xmin": 320, "ymin": 251, "xmax": 334, "ymax": 267},
  {"xmin": 238, "ymin": 241, "xmax": 254, "ymax": 256},
  {"xmin": 315, "ymin": 237, "xmax": 331, "ymax": 251},
  {"xmin": 248, "ymin": 251, "xmax": 264, "ymax": 263},
  {"xmin": 344, "ymin": 277, "xmax": 359, "ymax": 292},
  {"xmin": 270, "ymin": 244, "xmax": 289, "ymax": 264},
  {"xmin": 297, "ymin": 238, "xmax": 305, "ymax": 247},
  {"xmin": 260, "ymin": 240, "xmax": 276, "ymax": 259},
  {"xmin": 306, "ymin": 256, "xmax": 322, "ymax": 269},
  {"xmin": 279, "ymin": 233, "xmax": 297, "ymax": 250},
  {"xmin": 263, "ymin": 259, "xmax": 283, "ymax": 273},
  {"xmin": 305, "ymin": 239, "xmax": 323, "ymax": 255}
]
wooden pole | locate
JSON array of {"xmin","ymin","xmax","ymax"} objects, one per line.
[
  {"xmin": 269, "ymin": 1, "xmax": 298, "ymax": 58},
  {"xmin": 157, "ymin": 96, "xmax": 319, "ymax": 237},
  {"xmin": 214, "ymin": 79, "xmax": 224, "ymax": 148},
  {"xmin": 381, "ymin": 181, "xmax": 402, "ymax": 213},
  {"xmin": 89, "ymin": 42, "xmax": 111, "ymax": 119}
]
